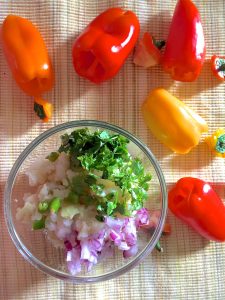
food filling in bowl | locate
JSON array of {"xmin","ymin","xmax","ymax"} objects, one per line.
[{"xmin": 16, "ymin": 128, "xmax": 158, "ymax": 275}]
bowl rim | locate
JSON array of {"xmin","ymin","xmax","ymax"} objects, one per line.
[{"xmin": 4, "ymin": 120, "xmax": 167, "ymax": 283}]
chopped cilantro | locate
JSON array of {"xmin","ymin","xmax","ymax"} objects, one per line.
[
  {"xmin": 95, "ymin": 215, "xmax": 104, "ymax": 222},
  {"xmin": 58, "ymin": 129, "xmax": 151, "ymax": 218}
]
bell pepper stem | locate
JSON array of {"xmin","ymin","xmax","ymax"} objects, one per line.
[
  {"xmin": 218, "ymin": 64, "xmax": 225, "ymax": 72},
  {"xmin": 216, "ymin": 134, "xmax": 225, "ymax": 154},
  {"xmin": 153, "ymin": 38, "xmax": 166, "ymax": 50}
]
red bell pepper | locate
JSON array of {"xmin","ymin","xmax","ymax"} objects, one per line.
[
  {"xmin": 169, "ymin": 177, "xmax": 225, "ymax": 242},
  {"xmin": 72, "ymin": 7, "xmax": 140, "ymax": 83},
  {"xmin": 211, "ymin": 55, "xmax": 225, "ymax": 81},
  {"xmin": 133, "ymin": 32, "xmax": 165, "ymax": 68},
  {"xmin": 162, "ymin": 0, "xmax": 206, "ymax": 82}
]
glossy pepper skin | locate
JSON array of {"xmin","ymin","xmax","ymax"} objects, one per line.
[
  {"xmin": 162, "ymin": 0, "xmax": 205, "ymax": 82},
  {"xmin": 72, "ymin": 7, "xmax": 140, "ymax": 83},
  {"xmin": 169, "ymin": 177, "xmax": 225, "ymax": 242},
  {"xmin": 1, "ymin": 15, "xmax": 54, "ymax": 96},
  {"xmin": 142, "ymin": 88, "xmax": 208, "ymax": 154}
]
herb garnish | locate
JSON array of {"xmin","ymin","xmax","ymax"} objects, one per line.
[{"xmin": 51, "ymin": 128, "xmax": 151, "ymax": 219}]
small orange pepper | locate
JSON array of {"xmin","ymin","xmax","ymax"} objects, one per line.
[
  {"xmin": 1, "ymin": 15, "xmax": 54, "ymax": 121},
  {"xmin": 142, "ymin": 88, "xmax": 208, "ymax": 154},
  {"xmin": 206, "ymin": 128, "xmax": 225, "ymax": 158},
  {"xmin": 34, "ymin": 97, "xmax": 53, "ymax": 123},
  {"xmin": 1, "ymin": 15, "xmax": 54, "ymax": 96}
]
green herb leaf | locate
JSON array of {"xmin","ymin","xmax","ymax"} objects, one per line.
[
  {"xmin": 99, "ymin": 131, "xmax": 110, "ymax": 140},
  {"xmin": 58, "ymin": 129, "xmax": 152, "ymax": 217},
  {"xmin": 95, "ymin": 215, "xmax": 104, "ymax": 222},
  {"xmin": 90, "ymin": 184, "xmax": 105, "ymax": 196},
  {"xmin": 106, "ymin": 201, "xmax": 117, "ymax": 215}
]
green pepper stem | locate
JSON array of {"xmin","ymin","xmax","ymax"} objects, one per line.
[
  {"xmin": 216, "ymin": 134, "xmax": 225, "ymax": 154},
  {"xmin": 218, "ymin": 64, "xmax": 225, "ymax": 72},
  {"xmin": 34, "ymin": 102, "xmax": 46, "ymax": 120},
  {"xmin": 153, "ymin": 39, "xmax": 166, "ymax": 50}
]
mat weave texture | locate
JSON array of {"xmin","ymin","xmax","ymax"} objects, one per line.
[{"xmin": 0, "ymin": 1, "xmax": 224, "ymax": 299}]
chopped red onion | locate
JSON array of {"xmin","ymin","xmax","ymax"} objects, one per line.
[
  {"xmin": 135, "ymin": 208, "xmax": 149, "ymax": 227},
  {"xmin": 64, "ymin": 240, "xmax": 72, "ymax": 251},
  {"xmin": 64, "ymin": 208, "xmax": 150, "ymax": 275},
  {"xmin": 123, "ymin": 244, "xmax": 138, "ymax": 258}
]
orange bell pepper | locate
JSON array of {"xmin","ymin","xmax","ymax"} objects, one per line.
[
  {"xmin": 1, "ymin": 15, "xmax": 54, "ymax": 121},
  {"xmin": 1, "ymin": 15, "xmax": 54, "ymax": 96},
  {"xmin": 142, "ymin": 88, "xmax": 208, "ymax": 154}
]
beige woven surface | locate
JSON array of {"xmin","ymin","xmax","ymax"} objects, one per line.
[{"xmin": 0, "ymin": 0, "xmax": 225, "ymax": 299}]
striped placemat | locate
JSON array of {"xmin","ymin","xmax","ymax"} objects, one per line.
[{"xmin": 0, "ymin": 0, "xmax": 224, "ymax": 299}]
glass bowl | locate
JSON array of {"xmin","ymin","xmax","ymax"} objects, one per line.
[{"xmin": 4, "ymin": 120, "xmax": 167, "ymax": 283}]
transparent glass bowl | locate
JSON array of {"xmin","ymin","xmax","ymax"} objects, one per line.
[{"xmin": 4, "ymin": 120, "xmax": 167, "ymax": 283}]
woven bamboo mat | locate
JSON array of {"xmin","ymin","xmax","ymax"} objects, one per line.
[{"xmin": 0, "ymin": 0, "xmax": 224, "ymax": 299}]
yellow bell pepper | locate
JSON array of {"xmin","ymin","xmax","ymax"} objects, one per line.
[
  {"xmin": 206, "ymin": 128, "xmax": 225, "ymax": 158},
  {"xmin": 142, "ymin": 88, "xmax": 208, "ymax": 154}
]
